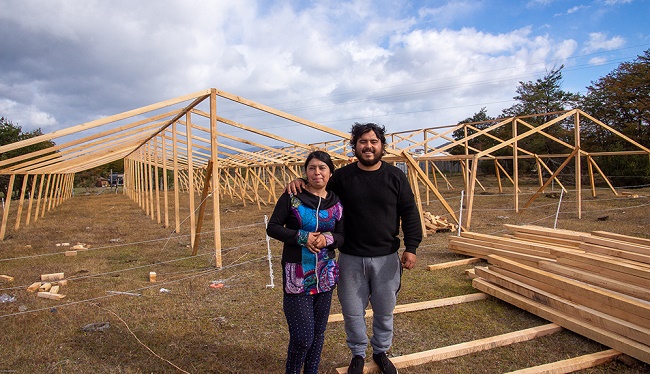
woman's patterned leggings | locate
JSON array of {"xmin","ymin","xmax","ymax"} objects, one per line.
[{"xmin": 283, "ymin": 290, "xmax": 333, "ymax": 374}]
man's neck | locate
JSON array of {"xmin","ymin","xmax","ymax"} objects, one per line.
[{"xmin": 356, "ymin": 160, "xmax": 382, "ymax": 171}]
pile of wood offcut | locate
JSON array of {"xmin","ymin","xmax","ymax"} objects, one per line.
[
  {"xmin": 422, "ymin": 211, "xmax": 456, "ymax": 233},
  {"xmin": 449, "ymin": 224, "xmax": 650, "ymax": 365}
]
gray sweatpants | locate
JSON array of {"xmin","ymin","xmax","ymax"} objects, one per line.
[{"xmin": 337, "ymin": 252, "xmax": 402, "ymax": 357}]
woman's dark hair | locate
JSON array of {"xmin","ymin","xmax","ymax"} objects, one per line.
[
  {"xmin": 304, "ymin": 150, "xmax": 335, "ymax": 174},
  {"xmin": 350, "ymin": 122, "xmax": 386, "ymax": 151}
]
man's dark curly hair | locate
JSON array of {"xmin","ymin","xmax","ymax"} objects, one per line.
[{"xmin": 349, "ymin": 122, "xmax": 386, "ymax": 151}]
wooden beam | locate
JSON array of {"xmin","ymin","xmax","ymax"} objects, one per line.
[{"xmin": 335, "ymin": 324, "xmax": 562, "ymax": 373}]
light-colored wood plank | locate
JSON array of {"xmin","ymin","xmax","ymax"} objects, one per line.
[
  {"xmin": 335, "ymin": 323, "xmax": 562, "ymax": 373},
  {"xmin": 592, "ymin": 231, "xmax": 650, "ymax": 247},
  {"xmin": 328, "ymin": 293, "xmax": 488, "ymax": 323},
  {"xmin": 504, "ymin": 349, "xmax": 620, "ymax": 374},
  {"xmin": 486, "ymin": 255, "xmax": 650, "ymax": 328},
  {"xmin": 475, "ymin": 266, "xmax": 650, "ymax": 346},
  {"xmin": 427, "ymin": 257, "xmax": 481, "ymax": 271},
  {"xmin": 538, "ymin": 261, "xmax": 650, "ymax": 302},
  {"xmin": 473, "ymin": 278, "xmax": 650, "ymax": 364}
]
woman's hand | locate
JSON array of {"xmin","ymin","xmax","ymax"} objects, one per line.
[{"xmin": 306, "ymin": 232, "xmax": 326, "ymax": 253}]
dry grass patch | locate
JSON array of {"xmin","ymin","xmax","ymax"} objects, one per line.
[{"xmin": 0, "ymin": 181, "xmax": 649, "ymax": 373}]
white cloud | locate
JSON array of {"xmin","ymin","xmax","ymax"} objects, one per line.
[{"xmin": 582, "ymin": 32, "xmax": 625, "ymax": 53}]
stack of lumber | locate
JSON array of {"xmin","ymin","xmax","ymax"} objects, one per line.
[
  {"xmin": 422, "ymin": 211, "xmax": 456, "ymax": 233},
  {"xmin": 449, "ymin": 225, "xmax": 650, "ymax": 364}
]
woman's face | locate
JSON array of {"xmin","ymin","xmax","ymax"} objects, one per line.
[{"xmin": 306, "ymin": 158, "xmax": 331, "ymax": 189}]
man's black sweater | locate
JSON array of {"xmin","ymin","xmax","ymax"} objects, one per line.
[{"xmin": 328, "ymin": 161, "xmax": 422, "ymax": 257}]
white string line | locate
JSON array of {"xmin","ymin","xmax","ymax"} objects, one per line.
[
  {"xmin": 94, "ymin": 303, "xmax": 191, "ymax": 374},
  {"xmin": 0, "ymin": 239, "xmax": 266, "ymax": 292},
  {"xmin": 0, "ymin": 221, "xmax": 265, "ymax": 264},
  {"xmin": 0, "ymin": 256, "xmax": 268, "ymax": 320}
]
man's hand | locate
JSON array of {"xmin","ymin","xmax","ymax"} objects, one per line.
[
  {"xmin": 285, "ymin": 178, "xmax": 306, "ymax": 195},
  {"xmin": 401, "ymin": 252, "xmax": 416, "ymax": 270}
]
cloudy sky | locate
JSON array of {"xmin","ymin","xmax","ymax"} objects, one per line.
[{"xmin": 1, "ymin": 0, "xmax": 648, "ymax": 144}]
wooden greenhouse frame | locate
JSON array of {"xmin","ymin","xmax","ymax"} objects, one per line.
[{"xmin": 1, "ymin": 89, "xmax": 649, "ymax": 268}]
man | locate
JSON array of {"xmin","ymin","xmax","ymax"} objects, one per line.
[{"xmin": 289, "ymin": 122, "xmax": 422, "ymax": 374}]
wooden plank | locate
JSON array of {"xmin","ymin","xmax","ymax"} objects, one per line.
[
  {"xmin": 41, "ymin": 272, "xmax": 65, "ymax": 282},
  {"xmin": 579, "ymin": 242, "xmax": 650, "ymax": 265},
  {"xmin": 592, "ymin": 231, "xmax": 650, "ymax": 247},
  {"xmin": 504, "ymin": 224, "xmax": 585, "ymax": 243},
  {"xmin": 538, "ymin": 261, "xmax": 650, "ymax": 302},
  {"xmin": 328, "ymin": 293, "xmax": 487, "ymax": 323},
  {"xmin": 427, "ymin": 257, "xmax": 481, "ymax": 271},
  {"xmin": 451, "ymin": 236, "xmax": 553, "ymax": 259},
  {"xmin": 0, "ymin": 275, "xmax": 13, "ymax": 283},
  {"xmin": 449, "ymin": 241, "xmax": 547, "ymax": 267},
  {"xmin": 475, "ymin": 266, "xmax": 650, "ymax": 346},
  {"xmin": 504, "ymin": 349, "xmax": 620, "ymax": 374},
  {"xmin": 582, "ymin": 235, "xmax": 650, "ymax": 257},
  {"xmin": 486, "ymin": 255, "xmax": 650, "ymax": 328},
  {"xmin": 552, "ymin": 250, "xmax": 650, "ymax": 280},
  {"xmin": 556, "ymin": 257, "xmax": 650, "ymax": 289},
  {"xmin": 335, "ymin": 323, "xmax": 562, "ymax": 373},
  {"xmin": 37, "ymin": 291, "xmax": 66, "ymax": 300},
  {"xmin": 461, "ymin": 231, "xmax": 557, "ymax": 254},
  {"xmin": 473, "ymin": 278, "xmax": 650, "ymax": 364},
  {"xmin": 511, "ymin": 232, "xmax": 583, "ymax": 249}
]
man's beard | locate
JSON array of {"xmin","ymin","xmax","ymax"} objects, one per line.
[{"xmin": 355, "ymin": 147, "xmax": 383, "ymax": 167}]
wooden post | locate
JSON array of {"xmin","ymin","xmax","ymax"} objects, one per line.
[
  {"xmin": 26, "ymin": 174, "xmax": 38, "ymax": 226},
  {"xmin": 186, "ymin": 112, "xmax": 196, "ymax": 248},
  {"xmin": 34, "ymin": 174, "xmax": 46, "ymax": 222},
  {"xmin": 494, "ymin": 159, "xmax": 503, "ymax": 193},
  {"xmin": 513, "ymin": 119, "xmax": 519, "ymax": 213},
  {"xmin": 173, "ymin": 123, "xmax": 181, "ymax": 233},
  {"xmin": 0, "ymin": 174, "xmax": 16, "ymax": 240},
  {"xmin": 14, "ymin": 175, "xmax": 29, "ymax": 231},
  {"xmin": 210, "ymin": 89, "xmax": 222, "ymax": 267},
  {"xmin": 154, "ymin": 136, "xmax": 161, "ymax": 224},
  {"xmin": 574, "ymin": 112, "xmax": 582, "ymax": 219},
  {"xmin": 161, "ymin": 133, "xmax": 170, "ymax": 228},
  {"xmin": 587, "ymin": 155, "xmax": 596, "ymax": 197},
  {"xmin": 192, "ymin": 160, "xmax": 213, "ymax": 255}
]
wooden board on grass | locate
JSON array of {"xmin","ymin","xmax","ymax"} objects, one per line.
[{"xmin": 335, "ymin": 323, "xmax": 562, "ymax": 373}]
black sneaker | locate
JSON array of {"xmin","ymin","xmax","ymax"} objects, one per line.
[
  {"xmin": 347, "ymin": 355, "xmax": 365, "ymax": 374},
  {"xmin": 373, "ymin": 352, "xmax": 398, "ymax": 374}
]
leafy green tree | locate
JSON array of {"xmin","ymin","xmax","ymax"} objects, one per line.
[
  {"xmin": 0, "ymin": 117, "xmax": 56, "ymax": 199},
  {"xmin": 580, "ymin": 49, "xmax": 650, "ymax": 185}
]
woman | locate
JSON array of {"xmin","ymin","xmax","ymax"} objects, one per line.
[{"xmin": 266, "ymin": 150, "xmax": 344, "ymax": 374}]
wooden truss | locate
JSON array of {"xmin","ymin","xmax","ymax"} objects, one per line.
[{"xmin": 1, "ymin": 89, "xmax": 648, "ymax": 267}]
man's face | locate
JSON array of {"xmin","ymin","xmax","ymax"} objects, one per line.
[{"xmin": 354, "ymin": 130, "xmax": 383, "ymax": 167}]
